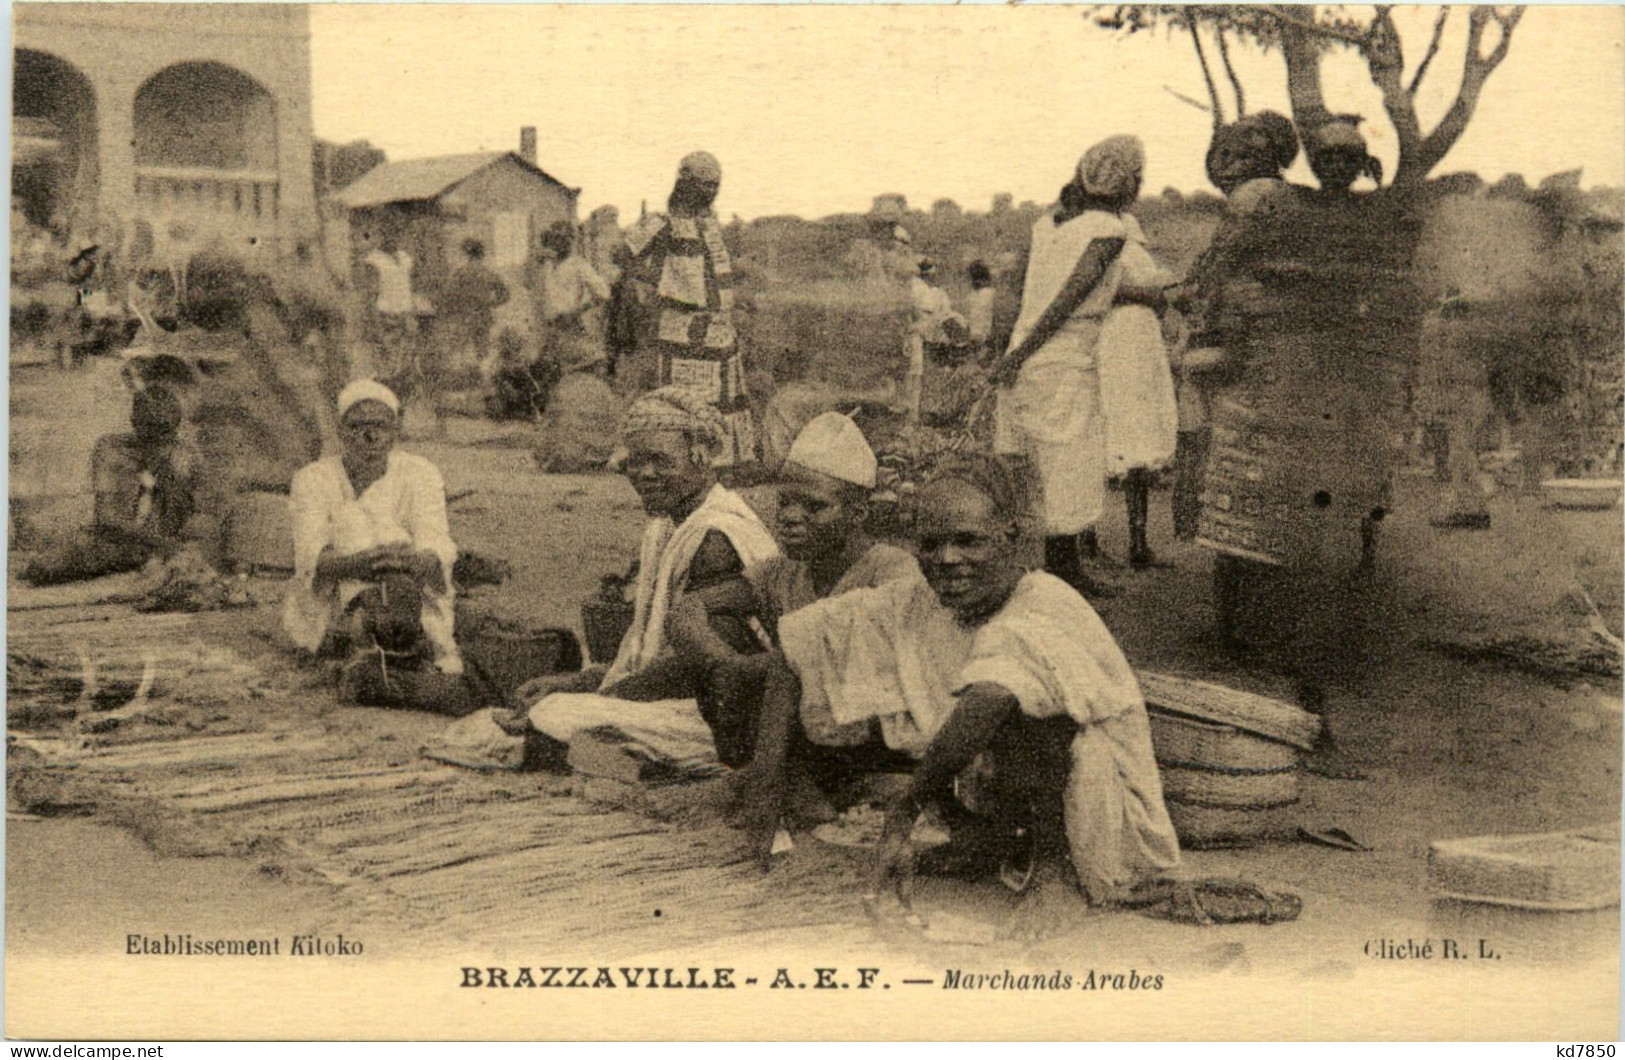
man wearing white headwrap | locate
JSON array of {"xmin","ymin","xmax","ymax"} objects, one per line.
[
  {"xmin": 490, "ymin": 385, "xmax": 779, "ymax": 768},
  {"xmin": 284, "ymin": 380, "xmax": 476, "ymax": 714},
  {"xmin": 614, "ymin": 152, "xmax": 758, "ymax": 470}
]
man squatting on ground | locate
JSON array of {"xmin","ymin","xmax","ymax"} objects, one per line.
[
  {"xmin": 282, "ymin": 380, "xmax": 478, "ymax": 715},
  {"xmin": 669, "ymin": 410, "xmax": 923, "ymax": 817},
  {"xmin": 739, "ymin": 452, "xmax": 1181, "ymax": 908},
  {"xmin": 21, "ymin": 385, "xmax": 216, "ymax": 586}
]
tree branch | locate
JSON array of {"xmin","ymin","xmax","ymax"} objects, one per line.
[
  {"xmin": 1272, "ymin": 7, "xmax": 1333, "ymax": 133},
  {"xmin": 1401, "ymin": 5, "xmax": 1525, "ymax": 183},
  {"xmin": 1408, "ymin": 6, "xmax": 1451, "ymax": 96},
  {"xmin": 1186, "ymin": 16, "xmax": 1226, "ymax": 128},
  {"xmin": 1214, "ymin": 24, "xmax": 1247, "ymax": 117},
  {"xmin": 1265, "ymin": 4, "xmax": 1371, "ymax": 47},
  {"xmin": 1365, "ymin": 5, "xmax": 1422, "ymax": 182}
]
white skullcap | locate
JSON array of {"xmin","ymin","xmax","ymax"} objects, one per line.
[
  {"xmin": 786, "ymin": 412, "xmax": 877, "ymax": 489},
  {"xmin": 337, "ymin": 379, "xmax": 400, "ymax": 418}
]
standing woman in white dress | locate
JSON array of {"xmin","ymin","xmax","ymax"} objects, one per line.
[
  {"xmin": 1099, "ymin": 206, "xmax": 1179, "ymax": 569},
  {"xmin": 992, "ymin": 135, "xmax": 1164, "ymax": 596}
]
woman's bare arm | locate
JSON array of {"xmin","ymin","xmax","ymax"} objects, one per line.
[{"xmin": 993, "ymin": 238, "xmax": 1124, "ymax": 381}]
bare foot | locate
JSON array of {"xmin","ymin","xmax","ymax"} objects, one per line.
[{"xmin": 999, "ymin": 860, "xmax": 1092, "ymax": 944}]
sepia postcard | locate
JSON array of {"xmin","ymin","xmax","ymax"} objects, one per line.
[{"xmin": 5, "ymin": 1, "xmax": 1622, "ymax": 1042}]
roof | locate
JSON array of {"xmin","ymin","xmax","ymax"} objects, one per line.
[{"xmin": 334, "ymin": 151, "xmax": 576, "ymax": 209}]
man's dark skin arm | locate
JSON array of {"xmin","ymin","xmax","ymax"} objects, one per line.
[
  {"xmin": 990, "ymin": 238, "xmax": 1124, "ymax": 385},
  {"xmin": 873, "ymin": 683, "xmax": 1020, "ymax": 902},
  {"xmin": 738, "ymin": 657, "xmax": 801, "ymax": 869}
]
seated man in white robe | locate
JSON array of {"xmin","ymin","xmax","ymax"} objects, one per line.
[
  {"xmin": 492, "ymin": 386, "xmax": 779, "ymax": 768},
  {"xmin": 283, "ymin": 380, "xmax": 476, "ymax": 715}
]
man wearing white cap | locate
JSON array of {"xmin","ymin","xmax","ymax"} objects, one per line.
[
  {"xmin": 676, "ymin": 413, "xmax": 922, "ymax": 824},
  {"xmin": 670, "ymin": 411, "xmax": 919, "ymax": 696},
  {"xmin": 616, "ymin": 152, "xmax": 758, "ymax": 471},
  {"xmin": 283, "ymin": 380, "xmax": 473, "ymax": 714}
]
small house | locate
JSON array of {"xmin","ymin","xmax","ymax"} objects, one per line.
[{"xmin": 333, "ymin": 128, "xmax": 579, "ymax": 303}]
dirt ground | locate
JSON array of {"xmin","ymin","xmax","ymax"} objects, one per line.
[{"xmin": 6, "ymin": 364, "xmax": 1622, "ymax": 1026}]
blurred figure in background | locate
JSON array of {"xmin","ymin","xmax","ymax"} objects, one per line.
[
  {"xmin": 440, "ymin": 237, "xmax": 510, "ymax": 389},
  {"xmin": 21, "ymin": 386, "xmax": 213, "ymax": 586},
  {"xmin": 530, "ymin": 222, "xmax": 611, "ymax": 379},
  {"xmin": 964, "ymin": 260, "xmax": 997, "ymax": 353}
]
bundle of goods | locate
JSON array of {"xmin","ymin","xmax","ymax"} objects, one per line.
[
  {"xmin": 455, "ymin": 604, "xmax": 583, "ymax": 704},
  {"xmin": 1429, "ymin": 824, "xmax": 1620, "ymax": 911},
  {"xmin": 135, "ymin": 545, "xmax": 258, "ymax": 614},
  {"xmin": 1195, "ymin": 187, "xmax": 1427, "ymax": 568},
  {"xmin": 1139, "ymin": 672, "xmax": 1320, "ymax": 847}
]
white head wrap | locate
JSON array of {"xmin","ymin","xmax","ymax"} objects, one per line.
[
  {"xmin": 786, "ymin": 412, "xmax": 877, "ymax": 489},
  {"xmin": 337, "ymin": 379, "xmax": 401, "ymax": 419},
  {"xmin": 1077, "ymin": 135, "xmax": 1146, "ymax": 201}
]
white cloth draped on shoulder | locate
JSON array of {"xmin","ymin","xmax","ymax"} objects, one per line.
[
  {"xmin": 522, "ymin": 483, "xmax": 780, "ymax": 770},
  {"xmin": 995, "ymin": 209, "xmax": 1126, "ymax": 534},
  {"xmin": 600, "ymin": 483, "xmax": 779, "ymax": 688},
  {"xmin": 282, "ymin": 451, "xmax": 462, "ymax": 674},
  {"xmin": 779, "ymin": 570, "xmax": 1181, "ymax": 900}
]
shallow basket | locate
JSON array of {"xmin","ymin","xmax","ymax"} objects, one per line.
[
  {"xmin": 1165, "ymin": 798, "xmax": 1301, "ymax": 849},
  {"xmin": 1139, "ymin": 672, "xmax": 1320, "ymax": 751},
  {"xmin": 1148, "ymin": 709, "xmax": 1300, "ymax": 773},
  {"xmin": 1428, "ymin": 824, "xmax": 1621, "ymax": 911}
]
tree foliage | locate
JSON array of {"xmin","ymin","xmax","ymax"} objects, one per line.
[
  {"xmin": 1092, "ymin": 4, "xmax": 1526, "ymax": 186},
  {"xmin": 314, "ymin": 139, "xmax": 388, "ymax": 196}
]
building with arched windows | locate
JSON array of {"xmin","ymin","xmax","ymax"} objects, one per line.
[{"xmin": 13, "ymin": 3, "xmax": 318, "ymax": 260}]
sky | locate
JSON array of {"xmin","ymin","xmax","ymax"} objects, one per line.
[{"xmin": 308, "ymin": 4, "xmax": 1625, "ymax": 221}]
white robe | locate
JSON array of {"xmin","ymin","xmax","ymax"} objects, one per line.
[
  {"xmin": 995, "ymin": 209, "xmax": 1124, "ymax": 534},
  {"xmin": 1098, "ymin": 215, "xmax": 1178, "ymax": 475},
  {"xmin": 282, "ymin": 451, "xmax": 462, "ymax": 674},
  {"xmin": 779, "ymin": 570, "xmax": 1181, "ymax": 900}
]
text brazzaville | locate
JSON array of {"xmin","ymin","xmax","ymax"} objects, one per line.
[{"xmin": 460, "ymin": 967, "xmax": 883, "ymax": 989}]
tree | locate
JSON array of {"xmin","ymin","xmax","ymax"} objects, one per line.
[
  {"xmin": 314, "ymin": 139, "xmax": 388, "ymax": 196},
  {"xmin": 931, "ymin": 198, "xmax": 963, "ymax": 220},
  {"xmin": 1093, "ymin": 5, "xmax": 1526, "ymax": 187}
]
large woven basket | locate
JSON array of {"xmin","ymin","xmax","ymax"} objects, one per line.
[
  {"xmin": 1428, "ymin": 825, "xmax": 1621, "ymax": 911},
  {"xmin": 1148, "ymin": 709, "xmax": 1299, "ymax": 772},
  {"xmin": 1158, "ymin": 764, "xmax": 1298, "ymax": 809},
  {"xmin": 1140, "ymin": 672, "xmax": 1320, "ymax": 751},
  {"xmin": 1165, "ymin": 798, "xmax": 1301, "ymax": 848}
]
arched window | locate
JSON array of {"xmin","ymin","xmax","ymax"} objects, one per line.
[
  {"xmin": 134, "ymin": 62, "xmax": 277, "ymax": 173},
  {"xmin": 11, "ymin": 49, "xmax": 98, "ymax": 232}
]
